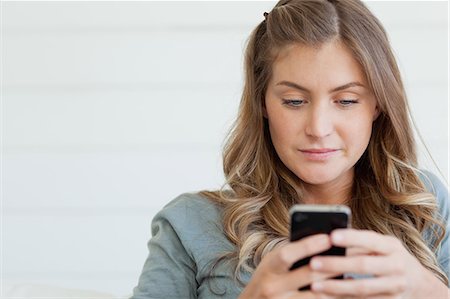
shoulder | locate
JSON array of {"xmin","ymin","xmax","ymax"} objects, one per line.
[
  {"xmin": 151, "ymin": 191, "xmax": 235, "ymax": 268},
  {"xmin": 417, "ymin": 170, "xmax": 450, "ymax": 281},
  {"xmin": 417, "ymin": 169, "xmax": 449, "ymax": 215},
  {"xmin": 132, "ymin": 193, "xmax": 233, "ymax": 298},
  {"xmin": 154, "ymin": 191, "xmax": 224, "ymax": 228}
]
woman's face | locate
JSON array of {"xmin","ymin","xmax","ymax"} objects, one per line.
[{"xmin": 264, "ymin": 40, "xmax": 379, "ymax": 189}]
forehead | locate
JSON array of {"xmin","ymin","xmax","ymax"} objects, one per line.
[{"xmin": 270, "ymin": 41, "xmax": 368, "ymax": 87}]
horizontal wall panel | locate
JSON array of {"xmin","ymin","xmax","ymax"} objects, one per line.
[
  {"xmin": 2, "ymin": 150, "xmax": 225, "ymax": 209},
  {"xmin": 3, "ymin": 32, "xmax": 247, "ymax": 88},
  {"xmin": 3, "ymin": 2, "xmax": 446, "ymax": 30},
  {"xmin": 3, "ymin": 213, "xmax": 161, "ymax": 296},
  {"xmin": 2, "ymin": 213, "xmax": 154, "ymax": 268},
  {"xmin": 4, "ymin": 278, "xmax": 133, "ymax": 297},
  {"xmin": 408, "ymin": 86, "xmax": 448, "ymax": 179},
  {"xmin": 3, "ymin": 89, "xmax": 240, "ymax": 148},
  {"xmin": 2, "ymin": 1, "xmax": 276, "ymax": 30},
  {"xmin": 389, "ymin": 27, "xmax": 447, "ymax": 87},
  {"xmin": 2, "ymin": 280, "xmax": 124, "ymax": 298},
  {"xmin": 366, "ymin": 1, "xmax": 447, "ymax": 26}
]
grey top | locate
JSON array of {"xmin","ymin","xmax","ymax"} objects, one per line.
[{"xmin": 131, "ymin": 170, "xmax": 450, "ymax": 298}]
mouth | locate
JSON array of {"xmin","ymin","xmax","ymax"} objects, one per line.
[
  {"xmin": 298, "ymin": 149, "xmax": 340, "ymax": 161},
  {"xmin": 300, "ymin": 148, "xmax": 338, "ymax": 154}
]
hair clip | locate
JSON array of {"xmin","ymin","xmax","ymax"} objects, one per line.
[{"xmin": 263, "ymin": 12, "xmax": 269, "ymax": 21}]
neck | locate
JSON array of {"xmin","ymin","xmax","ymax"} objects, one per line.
[
  {"xmin": 298, "ymin": 170, "xmax": 354, "ymax": 205},
  {"xmin": 301, "ymin": 184, "xmax": 352, "ymax": 205}
]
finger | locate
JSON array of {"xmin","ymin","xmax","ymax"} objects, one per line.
[
  {"xmin": 310, "ymin": 255, "xmax": 403, "ymax": 276},
  {"xmin": 346, "ymin": 246, "xmax": 376, "ymax": 256},
  {"xmin": 278, "ymin": 290, "xmax": 337, "ymax": 299},
  {"xmin": 271, "ymin": 234, "xmax": 332, "ymax": 272},
  {"xmin": 277, "ymin": 265, "xmax": 342, "ymax": 291},
  {"xmin": 310, "ymin": 276, "xmax": 407, "ymax": 297},
  {"xmin": 259, "ymin": 286, "xmax": 338, "ymax": 299},
  {"xmin": 330, "ymin": 229, "xmax": 400, "ymax": 255}
]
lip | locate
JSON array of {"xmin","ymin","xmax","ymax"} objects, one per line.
[{"xmin": 299, "ymin": 149, "xmax": 340, "ymax": 161}]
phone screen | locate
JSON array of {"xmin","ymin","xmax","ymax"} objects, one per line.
[{"xmin": 290, "ymin": 209, "xmax": 349, "ymax": 290}]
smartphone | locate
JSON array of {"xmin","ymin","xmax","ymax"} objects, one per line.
[{"xmin": 289, "ymin": 204, "xmax": 351, "ymax": 290}]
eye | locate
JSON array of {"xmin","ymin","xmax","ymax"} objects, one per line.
[
  {"xmin": 282, "ymin": 99, "xmax": 306, "ymax": 107},
  {"xmin": 337, "ymin": 99, "xmax": 359, "ymax": 107}
]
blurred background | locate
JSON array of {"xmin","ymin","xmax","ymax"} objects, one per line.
[{"xmin": 1, "ymin": 1, "xmax": 448, "ymax": 297}]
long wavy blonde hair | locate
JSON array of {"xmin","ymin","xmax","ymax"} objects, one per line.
[{"xmin": 199, "ymin": 0, "xmax": 448, "ymax": 286}]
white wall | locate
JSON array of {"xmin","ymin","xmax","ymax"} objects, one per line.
[{"xmin": 2, "ymin": 1, "xmax": 448, "ymax": 296}]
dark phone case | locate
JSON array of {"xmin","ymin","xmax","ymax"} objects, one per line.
[{"xmin": 290, "ymin": 211, "xmax": 348, "ymax": 290}]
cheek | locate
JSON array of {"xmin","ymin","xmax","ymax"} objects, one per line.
[
  {"xmin": 268, "ymin": 113, "xmax": 298, "ymax": 146},
  {"xmin": 267, "ymin": 116, "xmax": 301, "ymax": 165},
  {"xmin": 268, "ymin": 120, "xmax": 288, "ymax": 151},
  {"xmin": 342, "ymin": 117, "xmax": 373, "ymax": 152}
]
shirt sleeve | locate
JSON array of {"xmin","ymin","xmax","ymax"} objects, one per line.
[
  {"xmin": 420, "ymin": 170, "xmax": 450, "ymax": 285},
  {"xmin": 130, "ymin": 206, "xmax": 198, "ymax": 299},
  {"xmin": 431, "ymin": 174, "xmax": 450, "ymax": 285}
]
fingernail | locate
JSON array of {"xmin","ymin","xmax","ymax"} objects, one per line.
[
  {"xmin": 312, "ymin": 282, "xmax": 323, "ymax": 291},
  {"xmin": 332, "ymin": 232, "xmax": 343, "ymax": 243},
  {"xmin": 310, "ymin": 259, "xmax": 322, "ymax": 269}
]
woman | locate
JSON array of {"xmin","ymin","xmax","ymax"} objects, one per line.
[{"xmin": 131, "ymin": 0, "xmax": 449, "ymax": 298}]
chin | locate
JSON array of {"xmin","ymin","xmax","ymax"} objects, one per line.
[
  {"xmin": 296, "ymin": 168, "xmax": 340, "ymax": 185},
  {"xmin": 300, "ymin": 176, "xmax": 334, "ymax": 185}
]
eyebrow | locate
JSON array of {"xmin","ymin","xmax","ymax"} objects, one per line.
[{"xmin": 275, "ymin": 80, "xmax": 366, "ymax": 93}]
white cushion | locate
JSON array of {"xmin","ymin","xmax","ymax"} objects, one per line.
[{"xmin": 3, "ymin": 283, "xmax": 128, "ymax": 298}]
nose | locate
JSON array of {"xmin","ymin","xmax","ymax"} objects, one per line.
[{"xmin": 304, "ymin": 103, "xmax": 333, "ymax": 138}]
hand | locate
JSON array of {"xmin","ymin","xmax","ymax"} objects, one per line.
[
  {"xmin": 238, "ymin": 234, "xmax": 341, "ymax": 299},
  {"xmin": 308, "ymin": 229, "xmax": 449, "ymax": 299}
]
